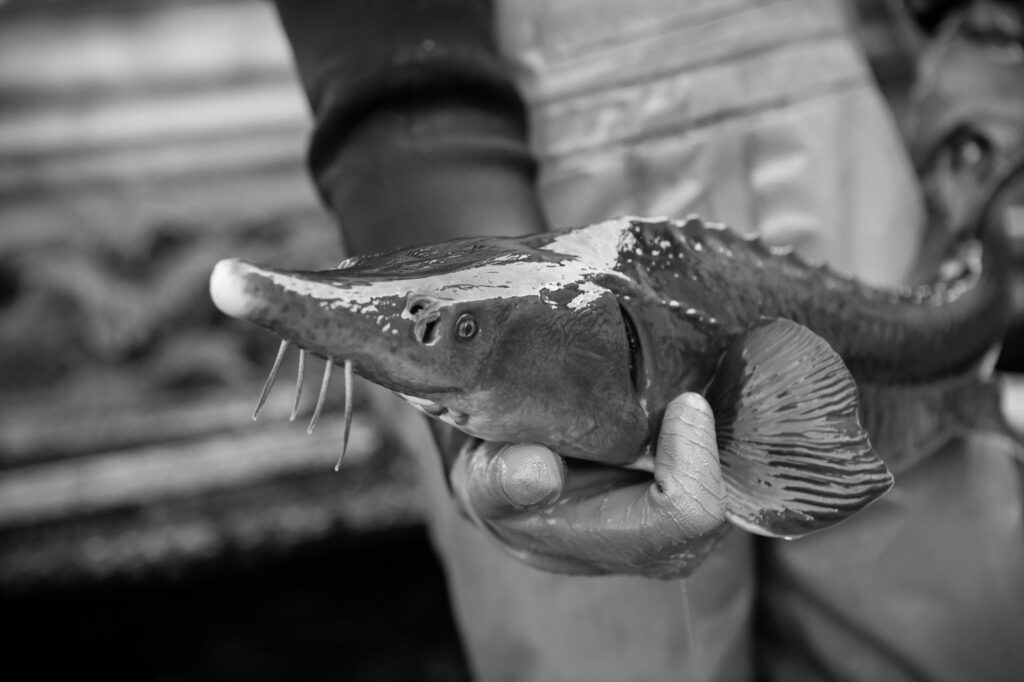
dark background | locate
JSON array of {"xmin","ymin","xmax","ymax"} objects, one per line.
[{"xmin": 3, "ymin": 529, "xmax": 469, "ymax": 682}]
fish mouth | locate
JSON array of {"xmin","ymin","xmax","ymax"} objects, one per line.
[{"xmin": 396, "ymin": 392, "xmax": 470, "ymax": 426}]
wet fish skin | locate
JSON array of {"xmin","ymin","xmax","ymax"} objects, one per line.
[{"xmin": 209, "ymin": 215, "xmax": 1014, "ymax": 536}]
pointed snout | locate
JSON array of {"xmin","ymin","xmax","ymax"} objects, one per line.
[
  {"xmin": 210, "ymin": 258, "xmax": 265, "ymax": 321},
  {"xmin": 210, "ymin": 256, "xmax": 406, "ymax": 351},
  {"xmin": 209, "ymin": 258, "xmax": 458, "ymax": 394},
  {"xmin": 210, "ymin": 258, "xmax": 339, "ymax": 335}
]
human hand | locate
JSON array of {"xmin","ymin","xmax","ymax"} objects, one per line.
[{"xmin": 447, "ymin": 392, "xmax": 729, "ymax": 579}]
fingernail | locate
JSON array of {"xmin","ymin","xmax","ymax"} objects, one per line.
[
  {"xmin": 679, "ymin": 392, "xmax": 710, "ymax": 414},
  {"xmin": 498, "ymin": 445, "xmax": 564, "ymax": 509},
  {"xmin": 662, "ymin": 392, "xmax": 716, "ymax": 447}
]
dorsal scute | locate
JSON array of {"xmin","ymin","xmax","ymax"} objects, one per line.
[
  {"xmin": 641, "ymin": 216, "xmax": 856, "ymax": 298},
  {"xmin": 656, "ymin": 215, "xmax": 983, "ymax": 310}
]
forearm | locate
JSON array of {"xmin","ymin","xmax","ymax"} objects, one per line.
[{"xmin": 274, "ymin": 0, "xmax": 546, "ymax": 254}]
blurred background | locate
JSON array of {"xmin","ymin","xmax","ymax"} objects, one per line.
[
  {"xmin": 0, "ymin": 0, "xmax": 1017, "ymax": 680},
  {"xmin": 0, "ymin": 0, "xmax": 468, "ymax": 679}
]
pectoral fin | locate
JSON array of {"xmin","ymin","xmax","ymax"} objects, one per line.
[{"xmin": 706, "ymin": 318, "xmax": 893, "ymax": 539}]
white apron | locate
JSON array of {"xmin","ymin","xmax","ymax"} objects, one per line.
[{"xmin": 396, "ymin": 2, "xmax": 1024, "ymax": 680}]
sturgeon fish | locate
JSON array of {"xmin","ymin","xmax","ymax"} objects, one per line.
[{"xmin": 209, "ymin": 215, "xmax": 1020, "ymax": 538}]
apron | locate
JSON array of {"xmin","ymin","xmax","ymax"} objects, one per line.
[{"xmin": 396, "ymin": 2, "xmax": 1024, "ymax": 679}]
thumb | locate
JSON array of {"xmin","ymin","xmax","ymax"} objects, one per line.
[
  {"xmin": 451, "ymin": 441, "xmax": 566, "ymax": 520},
  {"xmin": 650, "ymin": 392, "xmax": 727, "ymax": 532}
]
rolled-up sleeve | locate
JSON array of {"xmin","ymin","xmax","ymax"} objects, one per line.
[{"xmin": 273, "ymin": 0, "xmax": 546, "ymax": 254}]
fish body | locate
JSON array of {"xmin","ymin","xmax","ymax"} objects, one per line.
[{"xmin": 210, "ymin": 215, "xmax": 1017, "ymax": 537}]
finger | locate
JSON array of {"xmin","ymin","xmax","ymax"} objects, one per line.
[
  {"xmin": 451, "ymin": 440, "xmax": 566, "ymax": 519},
  {"xmin": 650, "ymin": 392, "xmax": 727, "ymax": 532},
  {"xmin": 485, "ymin": 393, "xmax": 727, "ymax": 578}
]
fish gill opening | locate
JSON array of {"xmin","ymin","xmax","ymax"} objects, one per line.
[{"xmin": 619, "ymin": 302, "xmax": 642, "ymax": 392}]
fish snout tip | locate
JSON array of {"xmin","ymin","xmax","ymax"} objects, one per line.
[{"xmin": 210, "ymin": 258, "xmax": 261, "ymax": 320}]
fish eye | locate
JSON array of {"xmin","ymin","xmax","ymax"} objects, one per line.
[{"xmin": 455, "ymin": 313, "xmax": 478, "ymax": 340}]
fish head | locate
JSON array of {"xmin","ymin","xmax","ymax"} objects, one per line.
[{"xmin": 210, "ymin": 235, "xmax": 651, "ymax": 463}]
